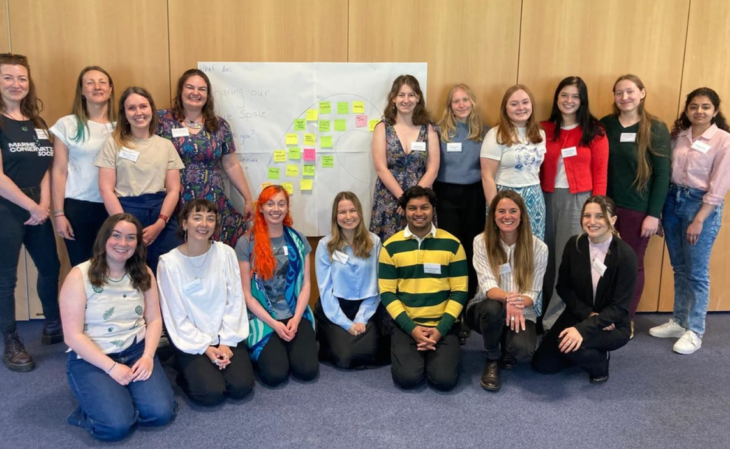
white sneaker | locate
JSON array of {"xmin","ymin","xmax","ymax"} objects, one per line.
[
  {"xmin": 673, "ymin": 330, "xmax": 702, "ymax": 355},
  {"xmin": 649, "ymin": 319, "xmax": 685, "ymax": 338}
]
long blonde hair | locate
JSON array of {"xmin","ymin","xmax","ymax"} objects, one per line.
[
  {"xmin": 326, "ymin": 192, "xmax": 373, "ymax": 259},
  {"xmin": 496, "ymin": 84, "xmax": 543, "ymax": 146},
  {"xmin": 611, "ymin": 74, "xmax": 662, "ymax": 194},
  {"xmin": 437, "ymin": 84, "xmax": 484, "ymax": 143},
  {"xmin": 483, "ymin": 190, "xmax": 535, "ymax": 293}
]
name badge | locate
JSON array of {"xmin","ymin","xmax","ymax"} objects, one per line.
[
  {"xmin": 499, "ymin": 263, "xmax": 512, "ymax": 275},
  {"xmin": 537, "ymin": 146, "xmax": 547, "ymax": 155},
  {"xmin": 119, "ymin": 147, "xmax": 140, "ymax": 162},
  {"xmin": 446, "ymin": 143, "xmax": 462, "ymax": 152},
  {"xmin": 35, "ymin": 128, "xmax": 49, "ymax": 140},
  {"xmin": 182, "ymin": 279, "xmax": 204, "ymax": 295},
  {"xmin": 561, "ymin": 147, "xmax": 578, "ymax": 158},
  {"xmin": 423, "ymin": 263, "xmax": 441, "ymax": 275},
  {"xmin": 172, "ymin": 127, "xmax": 190, "ymax": 138},
  {"xmin": 282, "ymin": 246, "xmax": 288, "ymax": 256},
  {"xmin": 592, "ymin": 258, "xmax": 607, "ymax": 277},
  {"xmin": 105, "ymin": 123, "xmax": 115, "ymax": 132},
  {"xmin": 620, "ymin": 133, "xmax": 637, "ymax": 142},
  {"xmin": 411, "ymin": 142, "xmax": 426, "ymax": 152},
  {"xmin": 333, "ymin": 250, "xmax": 349, "ymax": 264},
  {"xmin": 691, "ymin": 140, "xmax": 711, "ymax": 154}
]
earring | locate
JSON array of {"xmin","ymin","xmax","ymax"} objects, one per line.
[{"xmin": 184, "ymin": 229, "xmax": 188, "ymax": 242}]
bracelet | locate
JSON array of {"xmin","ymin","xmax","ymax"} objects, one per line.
[
  {"xmin": 53, "ymin": 212, "xmax": 65, "ymax": 217},
  {"xmin": 158, "ymin": 214, "xmax": 169, "ymax": 224},
  {"xmin": 53, "ymin": 209, "xmax": 64, "ymax": 214},
  {"xmin": 105, "ymin": 361, "xmax": 117, "ymax": 374}
]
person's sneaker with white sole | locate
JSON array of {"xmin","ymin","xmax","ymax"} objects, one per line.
[
  {"xmin": 649, "ymin": 319, "xmax": 685, "ymax": 338},
  {"xmin": 673, "ymin": 330, "xmax": 702, "ymax": 355}
]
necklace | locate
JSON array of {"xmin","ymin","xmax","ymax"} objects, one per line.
[
  {"xmin": 185, "ymin": 119, "xmax": 203, "ymax": 130},
  {"xmin": 182, "ymin": 243, "xmax": 212, "ymax": 279},
  {"xmin": 107, "ymin": 273, "xmax": 126, "ymax": 283}
]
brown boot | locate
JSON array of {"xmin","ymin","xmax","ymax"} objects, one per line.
[
  {"xmin": 480, "ymin": 360, "xmax": 500, "ymax": 392},
  {"xmin": 3, "ymin": 330, "xmax": 35, "ymax": 372},
  {"xmin": 42, "ymin": 318, "xmax": 64, "ymax": 345}
]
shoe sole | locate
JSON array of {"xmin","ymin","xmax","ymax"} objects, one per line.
[
  {"xmin": 41, "ymin": 334, "xmax": 64, "ymax": 345},
  {"xmin": 673, "ymin": 346, "xmax": 701, "ymax": 355},
  {"xmin": 3, "ymin": 356, "xmax": 35, "ymax": 372},
  {"xmin": 480, "ymin": 381, "xmax": 500, "ymax": 392},
  {"xmin": 649, "ymin": 330, "xmax": 685, "ymax": 339}
]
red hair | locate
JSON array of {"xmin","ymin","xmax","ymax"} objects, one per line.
[{"xmin": 252, "ymin": 185, "xmax": 293, "ymax": 280}]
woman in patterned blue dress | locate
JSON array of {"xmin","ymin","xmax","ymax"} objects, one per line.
[
  {"xmin": 156, "ymin": 69, "xmax": 253, "ymax": 248},
  {"xmin": 370, "ymin": 75, "xmax": 439, "ymax": 242}
]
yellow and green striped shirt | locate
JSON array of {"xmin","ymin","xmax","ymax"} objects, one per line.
[{"xmin": 378, "ymin": 228, "xmax": 468, "ymax": 335}]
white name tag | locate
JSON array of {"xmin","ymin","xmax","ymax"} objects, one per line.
[
  {"xmin": 411, "ymin": 142, "xmax": 426, "ymax": 152},
  {"xmin": 423, "ymin": 263, "xmax": 441, "ymax": 275},
  {"xmin": 691, "ymin": 140, "xmax": 711, "ymax": 154},
  {"xmin": 499, "ymin": 263, "xmax": 512, "ymax": 275},
  {"xmin": 172, "ymin": 127, "xmax": 190, "ymax": 138},
  {"xmin": 446, "ymin": 143, "xmax": 462, "ymax": 152},
  {"xmin": 333, "ymin": 250, "xmax": 349, "ymax": 264},
  {"xmin": 620, "ymin": 133, "xmax": 637, "ymax": 142},
  {"xmin": 35, "ymin": 129, "xmax": 48, "ymax": 140},
  {"xmin": 282, "ymin": 246, "xmax": 288, "ymax": 256},
  {"xmin": 592, "ymin": 258, "xmax": 607, "ymax": 277},
  {"xmin": 561, "ymin": 147, "xmax": 578, "ymax": 158},
  {"xmin": 182, "ymin": 279, "xmax": 204, "ymax": 295},
  {"xmin": 537, "ymin": 146, "xmax": 547, "ymax": 155},
  {"xmin": 119, "ymin": 147, "xmax": 140, "ymax": 162},
  {"xmin": 105, "ymin": 123, "xmax": 115, "ymax": 132}
]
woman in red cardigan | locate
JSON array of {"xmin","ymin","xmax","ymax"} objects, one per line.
[{"xmin": 539, "ymin": 76, "xmax": 608, "ymax": 331}]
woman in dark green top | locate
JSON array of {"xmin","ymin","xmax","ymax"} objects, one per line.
[{"xmin": 600, "ymin": 74, "xmax": 670, "ymax": 338}]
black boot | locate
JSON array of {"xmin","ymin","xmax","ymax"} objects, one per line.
[
  {"xmin": 42, "ymin": 318, "xmax": 64, "ymax": 345},
  {"xmin": 480, "ymin": 360, "xmax": 501, "ymax": 392},
  {"xmin": 3, "ymin": 330, "xmax": 35, "ymax": 372}
]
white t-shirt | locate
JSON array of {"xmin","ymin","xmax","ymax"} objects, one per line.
[
  {"xmin": 50, "ymin": 115, "xmax": 115, "ymax": 203},
  {"xmin": 554, "ymin": 123, "xmax": 580, "ymax": 189},
  {"xmin": 480, "ymin": 126, "xmax": 546, "ymax": 187}
]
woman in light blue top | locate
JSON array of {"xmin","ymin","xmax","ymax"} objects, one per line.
[{"xmin": 315, "ymin": 191, "xmax": 388, "ymax": 369}]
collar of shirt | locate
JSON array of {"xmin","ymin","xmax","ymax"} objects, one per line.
[
  {"xmin": 404, "ymin": 224, "xmax": 437, "ymax": 244},
  {"xmin": 679, "ymin": 123, "xmax": 718, "ymax": 142}
]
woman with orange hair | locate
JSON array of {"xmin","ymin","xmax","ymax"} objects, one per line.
[{"xmin": 235, "ymin": 185, "xmax": 318, "ymax": 386}]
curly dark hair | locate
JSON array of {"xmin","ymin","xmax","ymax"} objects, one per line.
[
  {"xmin": 671, "ymin": 87, "xmax": 729, "ymax": 139},
  {"xmin": 171, "ymin": 69, "xmax": 220, "ymax": 133},
  {"xmin": 398, "ymin": 186, "xmax": 437, "ymax": 210}
]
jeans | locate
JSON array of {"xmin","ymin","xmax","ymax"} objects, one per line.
[
  {"xmin": 66, "ymin": 339, "xmax": 177, "ymax": 441},
  {"xmin": 663, "ymin": 184, "xmax": 723, "ymax": 337}
]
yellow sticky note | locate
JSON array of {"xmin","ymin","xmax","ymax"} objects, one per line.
[
  {"xmin": 300, "ymin": 179, "xmax": 313, "ymax": 191},
  {"xmin": 304, "ymin": 133, "xmax": 316, "ymax": 145},
  {"xmin": 285, "ymin": 133, "xmax": 298, "ymax": 145},
  {"xmin": 261, "ymin": 182, "xmax": 273, "ymax": 190},
  {"xmin": 321, "ymin": 135, "xmax": 333, "ymax": 149},
  {"xmin": 288, "ymin": 147, "xmax": 301, "ymax": 160},
  {"xmin": 306, "ymin": 109, "xmax": 318, "ymax": 121},
  {"xmin": 293, "ymin": 119, "xmax": 306, "ymax": 131},
  {"xmin": 273, "ymin": 150, "xmax": 286, "ymax": 163},
  {"xmin": 368, "ymin": 119, "xmax": 379, "ymax": 132},
  {"xmin": 319, "ymin": 101, "xmax": 331, "ymax": 115},
  {"xmin": 282, "ymin": 182, "xmax": 294, "ymax": 195},
  {"xmin": 334, "ymin": 119, "xmax": 346, "ymax": 132},
  {"xmin": 267, "ymin": 167, "xmax": 280, "ymax": 180},
  {"xmin": 303, "ymin": 164, "xmax": 315, "ymax": 177},
  {"xmin": 322, "ymin": 155, "xmax": 334, "ymax": 168},
  {"xmin": 286, "ymin": 164, "xmax": 299, "ymax": 177},
  {"xmin": 353, "ymin": 101, "xmax": 365, "ymax": 114},
  {"xmin": 318, "ymin": 120, "xmax": 330, "ymax": 132}
]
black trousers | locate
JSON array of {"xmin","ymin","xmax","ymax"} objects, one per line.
[
  {"xmin": 433, "ymin": 181, "xmax": 486, "ymax": 301},
  {"xmin": 257, "ymin": 317, "xmax": 319, "ymax": 387},
  {"xmin": 0, "ymin": 190, "xmax": 60, "ymax": 333},
  {"xmin": 314, "ymin": 298, "xmax": 389, "ymax": 369},
  {"xmin": 173, "ymin": 341, "xmax": 254, "ymax": 406},
  {"xmin": 532, "ymin": 312, "xmax": 630, "ymax": 377},
  {"xmin": 465, "ymin": 299, "xmax": 537, "ymax": 362},
  {"xmin": 62, "ymin": 198, "xmax": 108, "ymax": 267},
  {"xmin": 391, "ymin": 324, "xmax": 460, "ymax": 391}
]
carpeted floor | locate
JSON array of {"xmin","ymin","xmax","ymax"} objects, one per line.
[{"xmin": 2, "ymin": 313, "xmax": 729, "ymax": 449}]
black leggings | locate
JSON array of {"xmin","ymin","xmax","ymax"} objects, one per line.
[{"xmin": 257, "ymin": 317, "xmax": 319, "ymax": 386}]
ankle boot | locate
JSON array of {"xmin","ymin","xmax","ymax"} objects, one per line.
[
  {"xmin": 42, "ymin": 318, "xmax": 64, "ymax": 345},
  {"xmin": 3, "ymin": 330, "xmax": 35, "ymax": 372}
]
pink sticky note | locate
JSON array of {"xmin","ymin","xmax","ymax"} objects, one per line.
[
  {"xmin": 303, "ymin": 148, "xmax": 316, "ymax": 162},
  {"xmin": 355, "ymin": 114, "xmax": 367, "ymax": 127}
]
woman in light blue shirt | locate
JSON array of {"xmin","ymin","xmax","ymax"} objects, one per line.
[{"xmin": 315, "ymin": 191, "xmax": 388, "ymax": 369}]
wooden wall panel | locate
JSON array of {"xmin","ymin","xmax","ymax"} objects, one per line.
[
  {"xmin": 348, "ymin": 0, "xmax": 521, "ymax": 125},
  {"xmin": 8, "ymin": 0, "xmax": 171, "ymax": 125},
  {"xmin": 658, "ymin": 0, "xmax": 730, "ymax": 312},
  {"xmin": 0, "ymin": 0, "xmax": 8, "ymax": 53}
]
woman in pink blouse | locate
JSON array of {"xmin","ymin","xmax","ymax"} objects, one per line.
[{"xmin": 649, "ymin": 87, "xmax": 730, "ymax": 354}]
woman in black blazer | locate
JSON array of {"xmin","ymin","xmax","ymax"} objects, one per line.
[{"xmin": 532, "ymin": 195, "xmax": 637, "ymax": 383}]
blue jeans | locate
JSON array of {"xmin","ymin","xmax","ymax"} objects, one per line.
[
  {"xmin": 662, "ymin": 185, "xmax": 723, "ymax": 337},
  {"xmin": 66, "ymin": 339, "xmax": 177, "ymax": 441}
]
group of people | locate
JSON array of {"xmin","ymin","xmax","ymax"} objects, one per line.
[{"xmin": 0, "ymin": 51, "xmax": 728, "ymax": 441}]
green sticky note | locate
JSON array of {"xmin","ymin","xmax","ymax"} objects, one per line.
[
  {"xmin": 352, "ymin": 101, "xmax": 365, "ymax": 113},
  {"xmin": 300, "ymin": 179, "xmax": 313, "ymax": 191},
  {"xmin": 368, "ymin": 119, "xmax": 379, "ymax": 132},
  {"xmin": 319, "ymin": 101, "xmax": 331, "ymax": 115},
  {"xmin": 303, "ymin": 164, "xmax": 315, "ymax": 177},
  {"xmin": 293, "ymin": 119, "xmax": 306, "ymax": 131},
  {"xmin": 288, "ymin": 147, "xmax": 301, "ymax": 160},
  {"xmin": 267, "ymin": 167, "xmax": 280, "ymax": 180},
  {"xmin": 337, "ymin": 102, "xmax": 349, "ymax": 114},
  {"xmin": 322, "ymin": 155, "xmax": 334, "ymax": 168},
  {"xmin": 321, "ymin": 135, "xmax": 333, "ymax": 149},
  {"xmin": 334, "ymin": 119, "xmax": 346, "ymax": 132},
  {"xmin": 318, "ymin": 120, "xmax": 330, "ymax": 132},
  {"xmin": 286, "ymin": 164, "xmax": 299, "ymax": 177},
  {"xmin": 273, "ymin": 150, "xmax": 286, "ymax": 163}
]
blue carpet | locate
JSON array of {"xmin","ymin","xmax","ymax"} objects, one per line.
[{"xmin": 2, "ymin": 314, "xmax": 729, "ymax": 448}]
